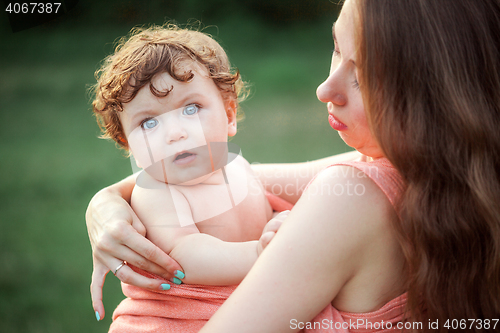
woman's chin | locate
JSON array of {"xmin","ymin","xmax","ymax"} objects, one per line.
[
  {"xmin": 339, "ymin": 134, "xmax": 384, "ymax": 159},
  {"xmin": 338, "ymin": 132, "xmax": 356, "ymax": 149}
]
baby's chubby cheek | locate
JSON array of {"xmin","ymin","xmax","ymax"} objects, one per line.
[{"xmin": 126, "ymin": 131, "xmax": 153, "ymax": 169}]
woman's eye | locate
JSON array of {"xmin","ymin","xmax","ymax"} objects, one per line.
[
  {"xmin": 333, "ymin": 42, "xmax": 341, "ymax": 57},
  {"xmin": 183, "ymin": 104, "xmax": 199, "ymax": 115},
  {"xmin": 141, "ymin": 118, "xmax": 158, "ymax": 130},
  {"xmin": 352, "ymin": 79, "xmax": 360, "ymax": 90}
]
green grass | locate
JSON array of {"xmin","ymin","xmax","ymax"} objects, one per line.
[{"xmin": 0, "ymin": 10, "xmax": 347, "ymax": 333}]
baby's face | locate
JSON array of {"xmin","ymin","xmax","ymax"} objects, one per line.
[{"xmin": 119, "ymin": 63, "xmax": 237, "ymax": 185}]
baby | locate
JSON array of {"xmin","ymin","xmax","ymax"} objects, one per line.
[{"xmin": 92, "ymin": 24, "xmax": 291, "ymax": 331}]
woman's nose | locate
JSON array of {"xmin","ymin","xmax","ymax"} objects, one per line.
[{"xmin": 316, "ymin": 74, "xmax": 347, "ymax": 106}]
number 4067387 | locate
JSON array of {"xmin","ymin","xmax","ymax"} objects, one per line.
[{"xmin": 5, "ymin": 3, "xmax": 61, "ymax": 14}]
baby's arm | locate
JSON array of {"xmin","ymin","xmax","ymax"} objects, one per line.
[{"xmin": 132, "ymin": 183, "xmax": 258, "ymax": 286}]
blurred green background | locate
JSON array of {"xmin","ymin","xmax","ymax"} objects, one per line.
[{"xmin": 0, "ymin": 0, "xmax": 346, "ymax": 332}]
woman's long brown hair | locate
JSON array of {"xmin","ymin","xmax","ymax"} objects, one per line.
[{"xmin": 356, "ymin": 0, "xmax": 500, "ymax": 330}]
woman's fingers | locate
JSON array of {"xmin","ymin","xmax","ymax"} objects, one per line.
[
  {"xmin": 86, "ymin": 182, "xmax": 185, "ymax": 321},
  {"xmin": 114, "ymin": 264, "xmax": 169, "ymax": 289},
  {"xmin": 92, "ymin": 213, "xmax": 184, "ymax": 281},
  {"xmin": 94, "ymin": 236, "xmax": 178, "ymax": 285},
  {"xmin": 130, "ymin": 208, "xmax": 146, "ymax": 236},
  {"xmin": 122, "ymin": 229, "xmax": 184, "ymax": 280},
  {"xmin": 91, "ymin": 261, "xmax": 108, "ymax": 321},
  {"xmin": 91, "ymin": 258, "xmax": 171, "ymax": 321}
]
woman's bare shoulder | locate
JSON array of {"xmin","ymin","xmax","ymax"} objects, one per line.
[
  {"xmin": 303, "ymin": 164, "xmax": 401, "ymax": 273},
  {"xmin": 306, "ymin": 164, "xmax": 395, "ymax": 224},
  {"xmin": 308, "ymin": 165, "xmax": 404, "ymax": 311}
]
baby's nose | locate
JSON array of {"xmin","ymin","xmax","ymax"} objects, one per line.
[{"xmin": 163, "ymin": 116, "xmax": 187, "ymax": 144}]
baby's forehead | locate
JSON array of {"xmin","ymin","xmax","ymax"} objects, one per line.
[
  {"xmin": 122, "ymin": 61, "xmax": 214, "ymax": 103},
  {"xmin": 150, "ymin": 62, "xmax": 210, "ymax": 88},
  {"xmin": 122, "ymin": 65, "xmax": 221, "ymax": 115}
]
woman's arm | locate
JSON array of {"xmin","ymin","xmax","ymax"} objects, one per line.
[
  {"xmin": 252, "ymin": 150, "xmax": 362, "ymax": 204},
  {"xmin": 86, "ymin": 173, "xmax": 183, "ymax": 319},
  {"xmin": 86, "ymin": 151, "xmax": 361, "ymax": 318},
  {"xmin": 200, "ymin": 166, "xmax": 393, "ymax": 332}
]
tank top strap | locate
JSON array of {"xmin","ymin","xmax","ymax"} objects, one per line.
[{"xmin": 327, "ymin": 158, "xmax": 405, "ymax": 211}]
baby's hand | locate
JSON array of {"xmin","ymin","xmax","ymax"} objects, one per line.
[{"xmin": 257, "ymin": 210, "xmax": 290, "ymax": 255}]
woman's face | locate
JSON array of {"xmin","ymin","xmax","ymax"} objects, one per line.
[{"xmin": 316, "ymin": 0, "xmax": 382, "ymax": 158}]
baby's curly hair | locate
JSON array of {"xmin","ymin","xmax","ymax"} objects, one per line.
[{"xmin": 92, "ymin": 24, "xmax": 247, "ymax": 149}]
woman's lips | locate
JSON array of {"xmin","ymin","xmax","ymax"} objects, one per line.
[
  {"xmin": 173, "ymin": 151, "xmax": 197, "ymax": 165},
  {"xmin": 328, "ymin": 114, "xmax": 348, "ymax": 131}
]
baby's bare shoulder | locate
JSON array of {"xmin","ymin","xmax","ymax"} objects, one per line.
[{"xmin": 131, "ymin": 173, "xmax": 186, "ymax": 221}]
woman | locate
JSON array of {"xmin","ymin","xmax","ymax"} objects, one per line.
[{"xmin": 87, "ymin": 0, "xmax": 500, "ymax": 331}]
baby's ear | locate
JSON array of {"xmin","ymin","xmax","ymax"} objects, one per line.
[{"xmin": 225, "ymin": 98, "xmax": 237, "ymax": 137}]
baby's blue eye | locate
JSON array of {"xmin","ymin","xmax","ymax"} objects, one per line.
[
  {"xmin": 141, "ymin": 118, "xmax": 158, "ymax": 130},
  {"xmin": 183, "ymin": 104, "xmax": 199, "ymax": 115}
]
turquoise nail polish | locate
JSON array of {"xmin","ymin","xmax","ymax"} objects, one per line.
[
  {"xmin": 95, "ymin": 311, "xmax": 101, "ymax": 321},
  {"xmin": 172, "ymin": 277, "xmax": 182, "ymax": 285},
  {"xmin": 161, "ymin": 283, "xmax": 171, "ymax": 290},
  {"xmin": 174, "ymin": 270, "xmax": 185, "ymax": 279}
]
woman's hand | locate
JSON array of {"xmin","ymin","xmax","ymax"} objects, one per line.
[
  {"xmin": 257, "ymin": 210, "xmax": 290, "ymax": 256},
  {"xmin": 86, "ymin": 183, "xmax": 184, "ymax": 320}
]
